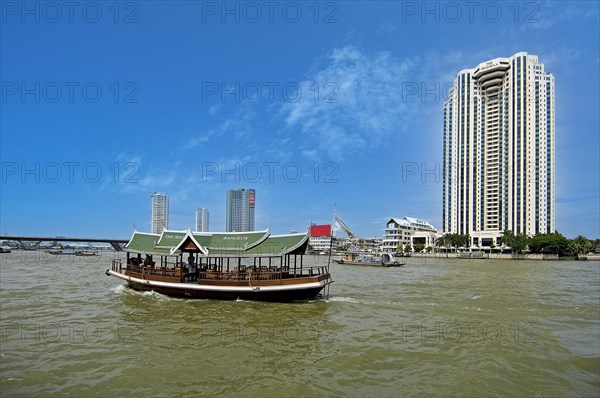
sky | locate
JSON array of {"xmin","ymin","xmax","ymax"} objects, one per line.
[{"xmin": 1, "ymin": 0, "xmax": 599, "ymax": 240}]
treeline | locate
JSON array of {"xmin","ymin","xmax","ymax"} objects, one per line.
[
  {"xmin": 430, "ymin": 231, "xmax": 599, "ymax": 257},
  {"xmin": 499, "ymin": 231, "xmax": 599, "ymax": 257}
]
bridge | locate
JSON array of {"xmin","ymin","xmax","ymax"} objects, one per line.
[{"xmin": 0, "ymin": 235, "xmax": 129, "ymax": 251}]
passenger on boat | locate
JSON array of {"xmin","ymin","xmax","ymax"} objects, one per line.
[{"xmin": 187, "ymin": 254, "xmax": 197, "ymax": 281}]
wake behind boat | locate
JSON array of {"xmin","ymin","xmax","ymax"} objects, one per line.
[
  {"xmin": 106, "ymin": 228, "xmax": 333, "ymax": 302},
  {"xmin": 334, "ymin": 252, "xmax": 405, "ymax": 267}
]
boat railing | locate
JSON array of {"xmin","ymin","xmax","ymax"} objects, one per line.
[
  {"xmin": 112, "ymin": 259, "xmax": 124, "ymax": 273},
  {"xmin": 115, "ymin": 258, "xmax": 328, "ymax": 281},
  {"xmin": 198, "ymin": 266, "xmax": 329, "ymax": 281}
]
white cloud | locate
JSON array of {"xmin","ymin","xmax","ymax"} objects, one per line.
[
  {"xmin": 280, "ymin": 45, "xmax": 421, "ymax": 160},
  {"xmin": 184, "ymin": 109, "xmax": 255, "ymax": 150}
]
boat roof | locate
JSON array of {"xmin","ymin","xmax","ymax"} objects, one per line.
[{"xmin": 125, "ymin": 228, "xmax": 309, "ymax": 257}]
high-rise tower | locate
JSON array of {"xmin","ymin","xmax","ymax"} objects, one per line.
[{"xmin": 443, "ymin": 52, "xmax": 555, "ymax": 245}]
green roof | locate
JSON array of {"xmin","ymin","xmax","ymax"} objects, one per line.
[
  {"xmin": 125, "ymin": 229, "xmax": 308, "ymax": 257},
  {"xmin": 125, "ymin": 232, "xmax": 169, "ymax": 254}
]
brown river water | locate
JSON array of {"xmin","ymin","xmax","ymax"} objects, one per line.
[{"xmin": 1, "ymin": 251, "xmax": 598, "ymax": 397}]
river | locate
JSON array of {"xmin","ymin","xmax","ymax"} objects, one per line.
[{"xmin": 1, "ymin": 251, "xmax": 598, "ymax": 397}]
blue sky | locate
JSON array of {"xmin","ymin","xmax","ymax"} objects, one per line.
[{"xmin": 1, "ymin": 1, "xmax": 599, "ymax": 239}]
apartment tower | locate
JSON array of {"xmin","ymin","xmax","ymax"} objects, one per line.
[
  {"xmin": 442, "ymin": 52, "xmax": 555, "ymax": 245},
  {"xmin": 226, "ymin": 189, "xmax": 255, "ymax": 232},
  {"xmin": 151, "ymin": 192, "xmax": 169, "ymax": 234}
]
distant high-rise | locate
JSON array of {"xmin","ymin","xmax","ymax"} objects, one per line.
[
  {"xmin": 195, "ymin": 208, "xmax": 209, "ymax": 232},
  {"xmin": 226, "ymin": 189, "xmax": 255, "ymax": 232},
  {"xmin": 151, "ymin": 192, "xmax": 169, "ymax": 234},
  {"xmin": 443, "ymin": 52, "xmax": 555, "ymax": 245}
]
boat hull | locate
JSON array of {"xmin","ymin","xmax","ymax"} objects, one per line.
[
  {"xmin": 107, "ymin": 270, "xmax": 331, "ymax": 302},
  {"xmin": 334, "ymin": 260, "xmax": 403, "ymax": 267}
]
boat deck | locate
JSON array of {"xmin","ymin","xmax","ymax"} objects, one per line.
[{"xmin": 111, "ymin": 260, "xmax": 330, "ymax": 285}]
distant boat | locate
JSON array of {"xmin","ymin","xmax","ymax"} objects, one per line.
[
  {"xmin": 334, "ymin": 252, "xmax": 405, "ymax": 267},
  {"xmin": 457, "ymin": 251, "xmax": 487, "ymax": 259},
  {"xmin": 46, "ymin": 250, "xmax": 77, "ymax": 255},
  {"xmin": 0, "ymin": 247, "xmax": 11, "ymax": 253},
  {"xmin": 75, "ymin": 251, "xmax": 98, "ymax": 257}
]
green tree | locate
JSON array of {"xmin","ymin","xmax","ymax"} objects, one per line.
[
  {"xmin": 528, "ymin": 233, "xmax": 572, "ymax": 256},
  {"xmin": 501, "ymin": 230, "xmax": 529, "ymax": 254},
  {"xmin": 404, "ymin": 243, "xmax": 412, "ymax": 253},
  {"xmin": 425, "ymin": 246, "xmax": 433, "ymax": 253},
  {"xmin": 396, "ymin": 244, "xmax": 403, "ymax": 254},
  {"xmin": 413, "ymin": 243, "xmax": 425, "ymax": 253},
  {"xmin": 572, "ymin": 235, "xmax": 592, "ymax": 254}
]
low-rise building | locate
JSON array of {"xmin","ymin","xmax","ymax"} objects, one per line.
[
  {"xmin": 309, "ymin": 224, "xmax": 333, "ymax": 253},
  {"xmin": 382, "ymin": 217, "xmax": 438, "ymax": 252}
]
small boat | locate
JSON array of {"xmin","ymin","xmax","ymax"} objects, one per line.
[
  {"xmin": 106, "ymin": 228, "xmax": 333, "ymax": 302},
  {"xmin": 0, "ymin": 247, "xmax": 11, "ymax": 253},
  {"xmin": 457, "ymin": 251, "xmax": 487, "ymax": 259},
  {"xmin": 75, "ymin": 251, "xmax": 98, "ymax": 257},
  {"xmin": 46, "ymin": 250, "xmax": 78, "ymax": 255},
  {"xmin": 334, "ymin": 252, "xmax": 405, "ymax": 267}
]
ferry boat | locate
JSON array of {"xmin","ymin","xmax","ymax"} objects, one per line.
[
  {"xmin": 333, "ymin": 252, "xmax": 405, "ymax": 267},
  {"xmin": 106, "ymin": 228, "xmax": 333, "ymax": 302}
]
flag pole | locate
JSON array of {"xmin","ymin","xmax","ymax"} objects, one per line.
[{"xmin": 327, "ymin": 203, "xmax": 336, "ymax": 269}]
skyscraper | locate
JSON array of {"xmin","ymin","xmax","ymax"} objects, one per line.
[
  {"xmin": 195, "ymin": 208, "xmax": 209, "ymax": 232},
  {"xmin": 151, "ymin": 192, "xmax": 169, "ymax": 234},
  {"xmin": 442, "ymin": 52, "xmax": 555, "ymax": 246},
  {"xmin": 226, "ymin": 189, "xmax": 255, "ymax": 232}
]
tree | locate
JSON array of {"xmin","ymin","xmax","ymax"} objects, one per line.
[
  {"xmin": 396, "ymin": 244, "xmax": 403, "ymax": 254},
  {"xmin": 501, "ymin": 230, "xmax": 529, "ymax": 254},
  {"xmin": 425, "ymin": 246, "xmax": 433, "ymax": 253},
  {"xmin": 528, "ymin": 233, "xmax": 572, "ymax": 256},
  {"xmin": 413, "ymin": 243, "xmax": 425, "ymax": 253},
  {"xmin": 572, "ymin": 235, "xmax": 592, "ymax": 254},
  {"xmin": 404, "ymin": 243, "xmax": 412, "ymax": 253}
]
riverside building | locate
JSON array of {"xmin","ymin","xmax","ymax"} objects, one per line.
[
  {"xmin": 442, "ymin": 52, "xmax": 555, "ymax": 246},
  {"xmin": 382, "ymin": 217, "xmax": 438, "ymax": 252}
]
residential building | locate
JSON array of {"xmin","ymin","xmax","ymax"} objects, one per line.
[
  {"xmin": 195, "ymin": 208, "xmax": 209, "ymax": 232},
  {"xmin": 443, "ymin": 52, "xmax": 555, "ymax": 246},
  {"xmin": 151, "ymin": 192, "xmax": 169, "ymax": 234},
  {"xmin": 226, "ymin": 189, "xmax": 255, "ymax": 232},
  {"xmin": 382, "ymin": 217, "xmax": 438, "ymax": 252}
]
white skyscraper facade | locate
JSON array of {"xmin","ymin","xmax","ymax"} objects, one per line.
[
  {"xmin": 226, "ymin": 189, "xmax": 255, "ymax": 232},
  {"xmin": 195, "ymin": 208, "xmax": 209, "ymax": 232},
  {"xmin": 151, "ymin": 192, "xmax": 169, "ymax": 234},
  {"xmin": 443, "ymin": 52, "xmax": 555, "ymax": 246}
]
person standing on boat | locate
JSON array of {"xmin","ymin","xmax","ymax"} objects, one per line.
[{"xmin": 187, "ymin": 253, "xmax": 197, "ymax": 280}]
